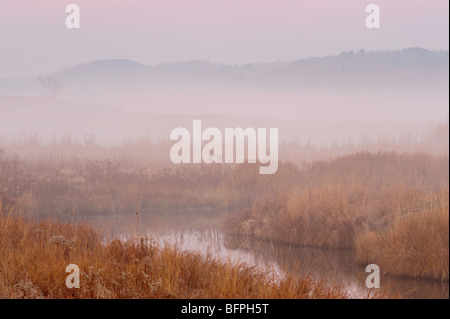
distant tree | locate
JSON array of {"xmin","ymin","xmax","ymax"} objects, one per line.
[{"xmin": 37, "ymin": 75, "xmax": 64, "ymax": 99}]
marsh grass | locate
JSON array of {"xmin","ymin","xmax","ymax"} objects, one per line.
[
  {"xmin": 227, "ymin": 152, "xmax": 449, "ymax": 281},
  {"xmin": 1, "ymin": 137, "xmax": 448, "ymax": 289},
  {"xmin": 0, "ymin": 207, "xmax": 351, "ymax": 299},
  {"xmin": 356, "ymin": 187, "xmax": 449, "ymax": 281}
]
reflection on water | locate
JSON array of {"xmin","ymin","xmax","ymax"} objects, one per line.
[
  {"xmin": 69, "ymin": 211, "xmax": 449, "ymax": 299},
  {"xmin": 223, "ymin": 235, "xmax": 449, "ymax": 299},
  {"xmin": 155, "ymin": 228, "xmax": 284, "ymax": 277}
]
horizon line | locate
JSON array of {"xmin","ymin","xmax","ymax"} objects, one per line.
[{"xmin": 2, "ymin": 46, "xmax": 448, "ymax": 79}]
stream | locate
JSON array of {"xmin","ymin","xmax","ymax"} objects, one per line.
[{"xmin": 71, "ymin": 210, "xmax": 449, "ymax": 299}]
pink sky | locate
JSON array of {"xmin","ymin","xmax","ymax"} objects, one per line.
[{"xmin": 0, "ymin": 0, "xmax": 448, "ymax": 77}]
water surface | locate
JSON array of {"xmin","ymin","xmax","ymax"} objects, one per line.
[{"xmin": 71, "ymin": 211, "xmax": 449, "ymax": 299}]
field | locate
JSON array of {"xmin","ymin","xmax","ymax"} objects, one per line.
[
  {"xmin": 226, "ymin": 153, "xmax": 449, "ymax": 280},
  {"xmin": 0, "ymin": 207, "xmax": 349, "ymax": 299},
  {"xmin": 0, "ymin": 124, "xmax": 448, "ymax": 297}
]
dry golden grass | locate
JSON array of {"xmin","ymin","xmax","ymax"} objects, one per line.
[
  {"xmin": 1, "ymin": 144, "xmax": 448, "ymax": 286},
  {"xmin": 356, "ymin": 187, "xmax": 449, "ymax": 281},
  {"xmin": 0, "ymin": 208, "xmax": 350, "ymax": 299},
  {"xmin": 226, "ymin": 152, "xmax": 449, "ymax": 280}
]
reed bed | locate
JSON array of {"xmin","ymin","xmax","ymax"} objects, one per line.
[
  {"xmin": 356, "ymin": 187, "xmax": 449, "ymax": 280},
  {"xmin": 0, "ymin": 207, "xmax": 350, "ymax": 299},
  {"xmin": 227, "ymin": 152, "xmax": 449, "ymax": 281}
]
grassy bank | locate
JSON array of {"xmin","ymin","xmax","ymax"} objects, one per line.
[
  {"xmin": 1, "ymin": 147, "xmax": 448, "ymax": 284},
  {"xmin": 0, "ymin": 209, "xmax": 350, "ymax": 299},
  {"xmin": 226, "ymin": 152, "xmax": 449, "ymax": 281},
  {"xmin": 356, "ymin": 187, "xmax": 449, "ymax": 281}
]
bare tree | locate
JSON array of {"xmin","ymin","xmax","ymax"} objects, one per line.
[{"xmin": 37, "ymin": 75, "xmax": 64, "ymax": 99}]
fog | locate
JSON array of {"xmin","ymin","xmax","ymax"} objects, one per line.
[
  {"xmin": 0, "ymin": 48, "xmax": 448, "ymax": 148},
  {"xmin": 1, "ymin": 0, "xmax": 448, "ymax": 78},
  {"xmin": 1, "ymin": 0, "xmax": 449, "ymax": 301}
]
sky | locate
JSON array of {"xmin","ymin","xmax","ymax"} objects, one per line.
[{"xmin": 0, "ymin": 0, "xmax": 449, "ymax": 77}]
